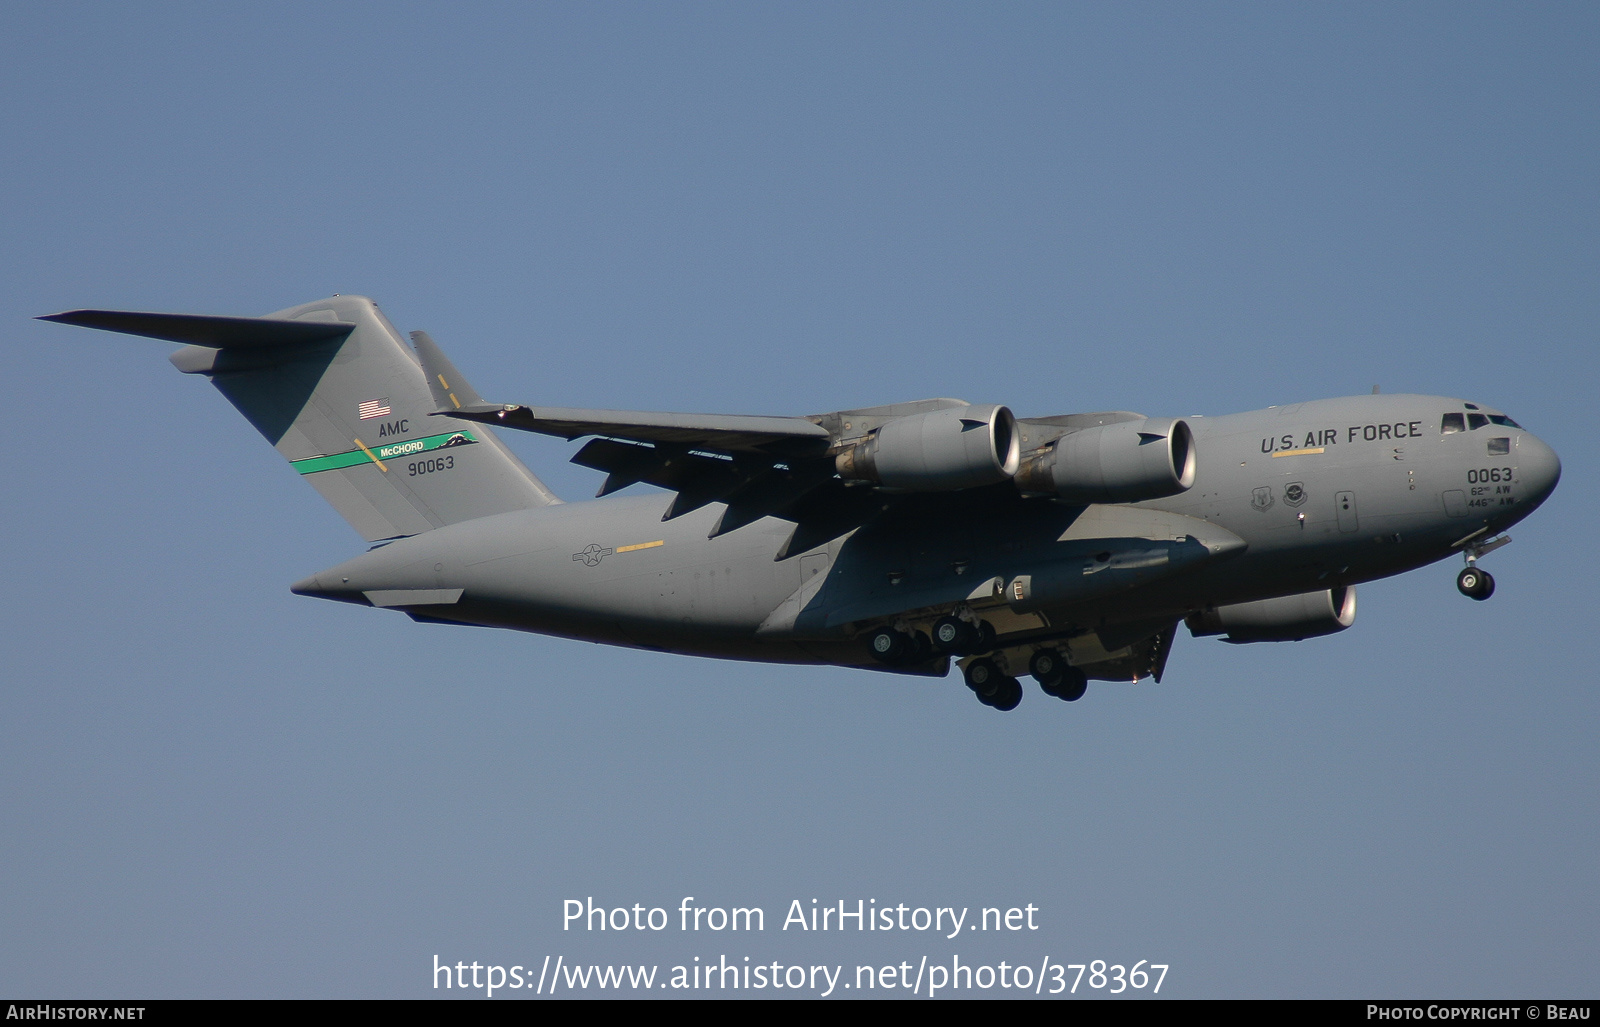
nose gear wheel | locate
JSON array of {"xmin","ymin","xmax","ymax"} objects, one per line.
[{"xmin": 1456, "ymin": 567, "xmax": 1494, "ymax": 600}]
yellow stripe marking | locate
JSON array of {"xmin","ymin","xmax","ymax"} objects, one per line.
[
  {"xmin": 437, "ymin": 373, "xmax": 450, "ymax": 389},
  {"xmin": 1271, "ymin": 447, "xmax": 1325, "ymax": 458},
  {"xmin": 354, "ymin": 438, "xmax": 389, "ymax": 472},
  {"xmin": 616, "ymin": 540, "xmax": 665, "ymax": 553},
  {"xmin": 449, "ymin": 392, "xmax": 461, "ymax": 409}
]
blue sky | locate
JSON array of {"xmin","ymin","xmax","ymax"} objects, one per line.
[{"xmin": 3, "ymin": 2, "xmax": 1596, "ymax": 998}]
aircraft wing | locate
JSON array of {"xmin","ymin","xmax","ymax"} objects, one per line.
[
  {"xmin": 406, "ymin": 330, "xmax": 1157, "ymax": 553},
  {"xmin": 459, "ymin": 405, "xmax": 837, "ymax": 538},
  {"xmin": 410, "ymin": 330, "xmax": 844, "ymax": 537},
  {"xmin": 446, "ymin": 403, "xmax": 831, "ymax": 452},
  {"xmin": 409, "ymin": 329, "xmax": 830, "ymax": 452}
]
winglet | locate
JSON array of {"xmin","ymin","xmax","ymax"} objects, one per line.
[{"xmin": 410, "ymin": 330, "xmax": 488, "ymax": 413}]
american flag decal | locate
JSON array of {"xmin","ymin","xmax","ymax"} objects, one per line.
[{"xmin": 358, "ymin": 399, "xmax": 392, "ymax": 420}]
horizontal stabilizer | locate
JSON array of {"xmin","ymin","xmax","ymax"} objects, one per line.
[{"xmin": 37, "ymin": 309, "xmax": 354, "ymax": 349}]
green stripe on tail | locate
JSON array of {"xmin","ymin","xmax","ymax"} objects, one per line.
[{"xmin": 291, "ymin": 429, "xmax": 480, "ymax": 475}]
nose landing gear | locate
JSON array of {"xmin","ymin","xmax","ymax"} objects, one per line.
[
  {"xmin": 1456, "ymin": 567, "xmax": 1495, "ymax": 600},
  {"xmin": 1451, "ymin": 528, "xmax": 1511, "ymax": 601}
]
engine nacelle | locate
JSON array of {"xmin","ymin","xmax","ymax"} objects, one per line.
[
  {"xmin": 1186, "ymin": 586, "xmax": 1357, "ymax": 643},
  {"xmin": 835, "ymin": 404, "xmax": 1020, "ymax": 491},
  {"xmin": 1013, "ymin": 417, "xmax": 1196, "ymax": 504}
]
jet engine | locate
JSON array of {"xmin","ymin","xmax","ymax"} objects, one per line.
[
  {"xmin": 1186, "ymin": 585, "xmax": 1357, "ymax": 643},
  {"xmin": 1013, "ymin": 417, "xmax": 1196, "ymax": 504},
  {"xmin": 835, "ymin": 404, "xmax": 1020, "ymax": 491}
]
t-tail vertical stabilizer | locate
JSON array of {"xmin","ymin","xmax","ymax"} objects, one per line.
[{"xmin": 39, "ymin": 295, "xmax": 560, "ymax": 541}]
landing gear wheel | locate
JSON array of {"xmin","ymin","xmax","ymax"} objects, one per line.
[
  {"xmin": 934, "ymin": 615, "xmax": 980, "ymax": 655},
  {"xmin": 1029, "ymin": 648, "xmax": 1067, "ymax": 693},
  {"xmin": 963, "ymin": 659, "xmax": 1022, "ymax": 710},
  {"xmin": 1457, "ymin": 567, "xmax": 1495, "ymax": 601},
  {"xmin": 867, "ymin": 627, "xmax": 912, "ymax": 664},
  {"xmin": 963, "ymin": 657, "xmax": 1002, "ymax": 694},
  {"xmin": 987, "ymin": 676, "xmax": 1023, "ymax": 711},
  {"xmin": 975, "ymin": 620, "xmax": 998, "ymax": 654},
  {"xmin": 1056, "ymin": 667, "xmax": 1088, "ymax": 702}
]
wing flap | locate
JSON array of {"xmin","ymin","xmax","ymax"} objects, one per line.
[{"xmin": 709, "ymin": 460, "xmax": 840, "ymax": 538}]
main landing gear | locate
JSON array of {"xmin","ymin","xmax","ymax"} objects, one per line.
[
  {"xmin": 869, "ymin": 615, "xmax": 1092, "ymax": 712},
  {"xmin": 961, "ymin": 648, "xmax": 1090, "ymax": 711},
  {"xmin": 867, "ymin": 626, "xmax": 932, "ymax": 664},
  {"xmin": 963, "ymin": 657, "xmax": 1022, "ymax": 711},
  {"xmin": 869, "ymin": 614, "xmax": 997, "ymax": 667},
  {"xmin": 1029, "ymin": 647, "xmax": 1088, "ymax": 702},
  {"xmin": 933, "ymin": 614, "xmax": 996, "ymax": 656}
]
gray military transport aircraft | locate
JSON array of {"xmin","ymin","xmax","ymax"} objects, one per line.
[{"xmin": 42, "ymin": 295, "xmax": 1561, "ymax": 710}]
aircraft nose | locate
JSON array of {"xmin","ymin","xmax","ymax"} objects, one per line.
[{"xmin": 1518, "ymin": 433, "xmax": 1561, "ymax": 507}]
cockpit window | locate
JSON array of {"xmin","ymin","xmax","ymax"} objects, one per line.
[
  {"xmin": 1467, "ymin": 413, "xmax": 1489, "ymax": 430},
  {"xmin": 1488, "ymin": 437, "xmax": 1510, "ymax": 455},
  {"xmin": 1441, "ymin": 412, "xmax": 1465, "ymax": 434},
  {"xmin": 1488, "ymin": 414, "xmax": 1522, "ymax": 429},
  {"xmin": 1464, "ymin": 403, "xmax": 1480, "ymax": 410}
]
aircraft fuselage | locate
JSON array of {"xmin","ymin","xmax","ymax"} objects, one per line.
[{"xmin": 293, "ymin": 392, "xmax": 1560, "ymax": 673}]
